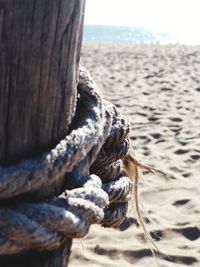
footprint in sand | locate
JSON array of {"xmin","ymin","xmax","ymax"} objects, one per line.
[
  {"xmin": 173, "ymin": 226, "xmax": 200, "ymax": 241},
  {"xmin": 169, "ymin": 117, "xmax": 183, "ymax": 122},
  {"xmin": 150, "ymin": 230, "xmax": 164, "ymax": 241},
  {"xmin": 190, "ymin": 154, "xmax": 200, "ymax": 160},
  {"xmin": 150, "ymin": 133, "xmax": 162, "ymax": 139},
  {"xmin": 148, "ymin": 117, "xmax": 159, "ymax": 122},
  {"xmin": 174, "ymin": 149, "xmax": 189, "ymax": 155},
  {"xmin": 162, "ymin": 254, "xmax": 198, "ymax": 265},
  {"xmin": 95, "ymin": 246, "xmax": 199, "ymax": 265},
  {"xmin": 173, "ymin": 199, "xmax": 190, "ymax": 206},
  {"xmin": 178, "ymin": 141, "xmax": 188, "ymax": 146},
  {"xmin": 182, "ymin": 172, "xmax": 192, "ymax": 178}
]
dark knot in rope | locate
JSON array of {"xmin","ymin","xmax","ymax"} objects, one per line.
[{"xmin": 0, "ymin": 67, "xmax": 132, "ymax": 255}]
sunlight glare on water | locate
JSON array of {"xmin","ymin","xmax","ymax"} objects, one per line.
[{"xmin": 84, "ymin": 0, "xmax": 200, "ymax": 45}]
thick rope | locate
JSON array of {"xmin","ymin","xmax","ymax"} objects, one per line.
[
  {"xmin": 0, "ymin": 69, "xmax": 108, "ymax": 199},
  {"xmin": 0, "ymin": 67, "xmax": 132, "ymax": 255}
]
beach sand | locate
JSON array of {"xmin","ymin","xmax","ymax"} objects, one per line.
[{"xmin": 70, "ymin": 44, "xmax": 200, "ymax": 267}]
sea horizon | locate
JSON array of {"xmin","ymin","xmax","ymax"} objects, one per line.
[{"xmin": 83, "ymin": 24, "xmax": 200, "ymax": 46}]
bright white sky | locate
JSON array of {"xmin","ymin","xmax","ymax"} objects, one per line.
[{"xmin": 84, "ymin": 0, "xmax": 200, "ymax": 35}]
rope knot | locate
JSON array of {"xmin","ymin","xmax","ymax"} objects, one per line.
[{"xmin": 0, "ymin": 67, "xmax": 132, "ymax": 254}]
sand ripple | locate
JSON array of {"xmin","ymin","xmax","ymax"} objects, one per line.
[{"xmin": 70, "ymin": 44, "xmax": 200, "ymax": 267}]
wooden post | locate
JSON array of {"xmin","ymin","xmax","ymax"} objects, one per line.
[{"xmin": 0, "ymin": 0, "xmax": 85, "ymax": 266}]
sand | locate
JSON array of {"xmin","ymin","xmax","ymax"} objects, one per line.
[{"xmin": 70, "ymin": 44, "xmax": 200, "ymax": 267}]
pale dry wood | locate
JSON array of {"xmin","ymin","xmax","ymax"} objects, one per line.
[{"xmin": 0, "ymin": 0, "xmax": 85, "ymax": 266}]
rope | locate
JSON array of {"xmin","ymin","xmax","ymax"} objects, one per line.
[{"xmin": 0, "ymin": 67, "xmax": 132, "ymax": 255}]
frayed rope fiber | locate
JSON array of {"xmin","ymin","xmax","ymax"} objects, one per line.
[{"xmin": 0, "ymin": 67, "xmax": 132, "ymax": 255}]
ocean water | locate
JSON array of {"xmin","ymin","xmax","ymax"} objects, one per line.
[{"xmin": 83, "ymin": 25, "xmax": 198, "ymax": 45}]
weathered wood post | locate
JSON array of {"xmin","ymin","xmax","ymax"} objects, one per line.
[{"xmin": 0, "ymin": 0, "xmax": 85, "ymax": 266}]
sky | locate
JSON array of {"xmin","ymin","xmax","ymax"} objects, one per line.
[{"xmin": 84, "ymin": 0, "xmax": 200, "ymax": 36}]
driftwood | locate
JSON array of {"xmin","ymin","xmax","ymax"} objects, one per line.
[{"xmin": 0, "ymin": 0, "xmax": 85, "ymax": 266}]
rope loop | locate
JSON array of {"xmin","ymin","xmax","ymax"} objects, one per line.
[{"xmin": 0, "ymin": 67, "xmax": 132, "ymax": 254}]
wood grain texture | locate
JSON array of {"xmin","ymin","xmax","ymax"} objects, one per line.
[
  {"xmin": 0, "ymin": 0, "xmax": 85, "ymax": 165},
  {"xmin": 0, "ymin": 0, "xmax": 85, "ymax": 266}
]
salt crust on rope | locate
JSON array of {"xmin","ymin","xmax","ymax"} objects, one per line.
[{"xmin": 0, "ymin": 67, "xmax": 132, "ymax": 255}]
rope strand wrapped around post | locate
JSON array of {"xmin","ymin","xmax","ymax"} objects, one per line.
[{"xmin": 0, "ymin": 67, "xmax": 132, "ymax": 255}]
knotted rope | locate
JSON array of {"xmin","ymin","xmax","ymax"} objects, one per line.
[{"xmin": 0, "ymin": 67, "xmax": 132, "ymax": 255}]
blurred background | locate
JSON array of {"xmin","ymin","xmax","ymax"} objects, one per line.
[
  {"xmin": 71, "ymin": 1, "xmax": 200, "ymax": 266},
  {"xmin": 84, "ymin": 0, "xmax": 200, "ymax": 45}
]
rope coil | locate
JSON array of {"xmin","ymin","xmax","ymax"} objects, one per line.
[{"xmin": 0, "ymin": 67, "xmax": 132, "ymax": 255}]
